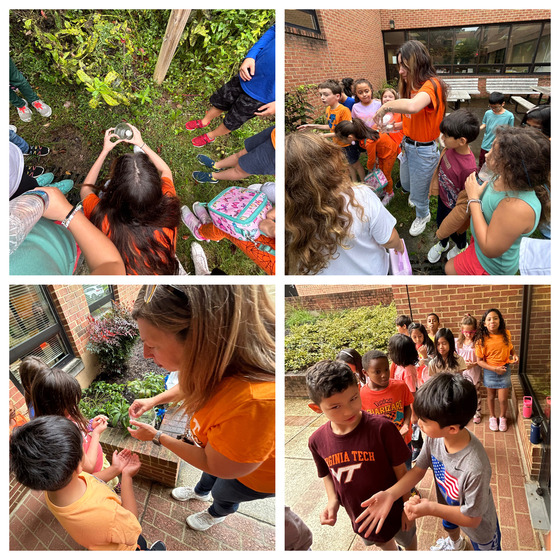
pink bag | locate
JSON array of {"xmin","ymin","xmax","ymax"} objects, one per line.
[
  {"xmin": 389, "ymin": 239, "xmax": 412, "ymax": 275},
  {"xmin": 364, "ymin": 168, "xmax": 388, "ymax": 195}
]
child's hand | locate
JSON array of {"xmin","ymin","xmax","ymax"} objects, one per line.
[
  {"xmin": 418, "ymin": 345, "xmax": 428, "ymax": 359},
  {"xmin": 495, "ymin": 364, "xmax": 507, "ymax": 375},
  {"xmin": 319, "ymin": 500, "xmax": 339, "ymax": 526},
  {"xmin": 91, "ymin": 416, "xmax": 108, "ymax": 435},
  {"xmin": 124, "ymin": 124, "xmax": 143, "ymax": 147},
  {"xmin": 399, "ymin": 424, "xmax": 409, "ymax": 437},
  {"xmin": 510, "ymin": 354, "xmax": 519, "ymax": 364},
  {"xmin": 255, "ymin": 101, "xmax": 275, "ymax": 117},
  {"xmin": 356, "ymin": 490, "xmax": 394, "ymax": 538},
  {"xmin": 239, "ymin": 57, "xmax": 256, "ymax": 81},
  {"xmin": 111, "ymin": 448, "xmax": 132, "ymax": 472},
  {"xmin": 465, "ymin": 172, "xmax": 487, "ymax": 200},
  {"xmin": 404, "ymin": 496, "xmax": 431, "ymax": 521},
  {"xmin": 297, "ymin": 124, "xmax": 313, "ymax": 130},
  {"xmin": 122, "ymin": 452, "xmax": 142, "ymax": 477},
  {"xmin": 103, "ymin": 128, "xmax": 123, "ymax": 153}
]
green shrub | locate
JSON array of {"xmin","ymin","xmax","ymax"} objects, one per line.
[{"xmin": 127, "ymin": 372, "xmax": 166, "ymax": 399}]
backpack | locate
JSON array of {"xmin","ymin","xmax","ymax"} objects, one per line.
[{"xmin": 203, "ymin": 186, "xmax": 274, "ymax": 254}]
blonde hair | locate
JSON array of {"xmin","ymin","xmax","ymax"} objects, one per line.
[
  {"xmin": 285, "ymin": 132, "xmax": 364, "ymax": 274},
  {"xmin": 133, "ymin": 285, "xmax": 275, "ymax": 413}
]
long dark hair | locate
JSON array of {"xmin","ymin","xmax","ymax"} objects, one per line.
[
  {"xmin": 474, "ymin": 308, "xmax": 510, "ymax": 348},
  {"xmin": 408, "ymin": 322, "xmax": 435, "ymax": 356},
  {"xmin": 335, "ymin": 118, "xmax": 379, "ymax": 143},
  {"xmin": 88, "ymin": 152, "xmax": 182, "ymax": 275},
  {"xmin": 433, "ymin": 328, "xmax": 460, "ymax": 371}
]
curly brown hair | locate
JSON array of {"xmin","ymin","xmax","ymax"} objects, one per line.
[{"xmin": 285, "ymin": 132, "xmax": 364, "ymax": 274}]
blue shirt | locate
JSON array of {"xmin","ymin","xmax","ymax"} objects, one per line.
[
  {"xmin": 481, "ymin": 109, "xmax": 514, "ymax": 151},
  {"xmin": 240, "ymin": 25, "xmax": 275, "ymax": 104}
]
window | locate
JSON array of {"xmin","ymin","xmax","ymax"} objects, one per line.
[
  {"xmin": 285, "ymin": 10, "xmax": 321, "ymax": 34},
  {"xmin": 83, "ymin": 284, "xmax": 114, "ymax": 316},
  {"xmin": 9, "ymin": 285, "xmax": 74, "ymax": 390}
]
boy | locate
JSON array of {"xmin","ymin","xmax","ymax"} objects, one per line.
[
  {"xmin": 395, "ymin": 314, "xmax": 412, "ymax": 335},
  {"xmin": 427, "ymin": 110, "xmax": 479, "ymax": 264},
  {"xmin": 356, "ymin": 373, "xmax": 500, "ymax": 551},
  {"xmin": 9, "ymin": 416, "xmax": 165, "ymax": 551},
  {"xmin": 306, "ymin": 360, "xmax": 416, "ymax": 551},
  {"xmin": 426, "ymin": 312, "xmax": 441, "ymax": 341},
  {"xmin": 479, "ymin": 92, "xmax": 514, "ymax": 170},
  {"xmin": 298, "ymin": 81, "xmax": 363, "ymax": 181}
]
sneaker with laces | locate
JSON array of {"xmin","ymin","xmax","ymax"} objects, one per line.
[
  {"xmin": 192, "ymin": 170, "xmax": 218, "ymax": 184},
  {"xmin": 31, "ymin": 100, "xmax": 52, "ymax": 117},
  {"xmin": 409, "ymin": 214, "xmax": 430, "ymax": 236},
  {"xmin": 35, "ymin": 172, "xmax": 55, "ymax": 187},
  {"xmin": 499, "ymin": 416, "xmax": 508, "ymax": 432},
  {"xmin": 193, "ymin": 202, "xmax": 212, "ymax": 224},
  {"xmin": 196, "ymin": 154, "xmax": 221, "ymax": 172},
  {"xmin": 186, "ymin": 511, "xmax": 226, "ymax": 531},
  {"xmin": 191, "ymin": 242, "xmax": 211, "ymax": 275},
  {"xmin": 447, "ymin": 244, "xmax": 467, "ymax": 260},
  {"xmin": 185, "ymin": 119, "xmax": 207, "ymax": 131},
  {"xmin": 25, "ymin": 145, "xmax": 50, "ymax": 157},
  {"xmin": 430, "ymin": 536, "xmax": 466, "ymax": 551},
  {"xmin": 381, "ymin": 192, "xmax": 394, "ymax": 206},
  {"xmin": 408, "ymin": 196, "xmax": 415, "ymax": 208},
  {"xmin": 171, "ymin": 486, "xmax": 212, "ymax": 502},
  {"xmin": 181, "ymin": 206, "xmax": 205, "ymax": 241},
  {"xmin": 17, "ymin": 103, "xmax": 33, "ymax": 122},
  {"xmin": 149, "ymin": 541, "xmax": 167, "ymax": 551},
  {"xmin": 473, "ymin": 410, "xmax": 482, "ymax": 424},
  {"xmin": 427, "ymin": 241, "xmax": 450, "ymax": 263},
  {"xmin": 25, "ymin": 165, "xmax": 45, "ymax": 178},
  {"xmin": 192, "ymin": 133, "xmax": 215, "ymax": 148},
  {"xmin": 489, "ymin": 416, "xmax": 499, "ymax": 432}
]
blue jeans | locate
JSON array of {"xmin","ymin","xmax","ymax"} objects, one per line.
[
  {"xmin": 10, "ymin": 129, "xmax": 29, "ymax": 154},
  {"xmin": 400, "ymin": 139, "xmax": 440, "ymax": 219},
  {"xmin": 195, "ymin": 472, "xmax": 274, "ymax": 518}
]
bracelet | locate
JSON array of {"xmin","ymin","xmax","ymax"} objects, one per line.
[
  {"xmin": 140, "ymin": 142, "xmax": 146, "ymax": 150},
  {"xmin": 466, "ymin": 198, "xmax": 483, "ymax": 213},
  {"xmin": 61, "ymin": 203, "xmax": 83, "ymax": 229},
  {"xmin": 22, "ymin": 189, "xmax": 49, "ymax": 208}
]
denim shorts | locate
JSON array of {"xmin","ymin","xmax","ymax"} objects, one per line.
[
  {"xmin": 239, "ymin": 126, "xmax": 275, "ymax": 175},
  {"xmin": 483, "ymin": 364, "xmax": 511, "ymax": 389},
  {"xmin": 343, "ymin": 142, "xmax": 361, "ymax": 165}
]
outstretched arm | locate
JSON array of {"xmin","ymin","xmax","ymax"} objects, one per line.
[{"xmin": 124, "ymin": 124, "xmax": 172, "ymax": 180}]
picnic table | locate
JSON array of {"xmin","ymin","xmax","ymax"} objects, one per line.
[
  {"xmin": 531, "ymin": 85, "xmax": 551, "ymax": 106},
  {"xmin": 447, "ymin": 90, "xmax": 471, "ymax": 110}
]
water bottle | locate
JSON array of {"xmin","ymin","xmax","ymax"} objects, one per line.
[
  {"xmin": 381, "ymin": 112, "xmax": 395, "ymax": 132},
  {"xmin": 9, "ymin": 192, "xmax": 49, "ymax": 255},
  {"xmin": 522, "ymin": 396, "xmax": 533, "ymax": 418},
  {"xmin": 114, "ymin": 123, "xmax": 133, "ymax": 140},
  {"xmin": 530, "ymin": 417, "xmax": 542, "ymax": 444}
]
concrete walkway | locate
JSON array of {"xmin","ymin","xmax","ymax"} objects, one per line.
[
  {"xmin": 285, "ymin": 397, "xmax": 545, "ymax": 551},
  {"xmin": 9, "ymin": 461, "xmax": 275, "ymax": 551}
]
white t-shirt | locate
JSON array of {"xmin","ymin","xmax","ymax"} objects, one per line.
[
  {"xmin": 317, "ymin": 185, "xmax": 396, "ymax": 275},
  {"xmin": 9, "ymin": 141, "xmax": 24, "ymax": 198}
]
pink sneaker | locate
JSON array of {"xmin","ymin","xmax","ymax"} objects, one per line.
[
  {"xmin": 192, "ymin": 133, "xmax": 215, "ymax": 148},
  {"xmin": 185, "ymin": 119, "xmax": 206, "ymax": 131},
  {"xmin": 499, "ymin": 417, "xmax": 508, "ymax": 432},
  {"xmin": 489, "ymin": 416, "xmax": 499, "ymax": 432},
  {"xmin": 181, "ymin": 206, "xmax": 205, "ymax": 241}
]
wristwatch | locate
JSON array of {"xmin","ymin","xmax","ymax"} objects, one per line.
[{"xmin": 152, "ymin": 430, "xmax": 163, "ymax": 446}]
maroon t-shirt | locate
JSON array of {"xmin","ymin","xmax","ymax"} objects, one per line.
[
  {"xmin": 309, "ymin": 411, "xmax": 411, "ymax": 543},
  {"xmin": 438, "ymin": 148, "xmax": 477, "ymax": 209}
]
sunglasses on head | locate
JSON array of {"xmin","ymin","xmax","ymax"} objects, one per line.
[{"xmin": 144, "ymin": 285, "xmax": 188, "ymax": 304}]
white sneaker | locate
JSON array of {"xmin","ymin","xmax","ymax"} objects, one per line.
[
  {"xmin": 17, "ymin": 102, "xmax": 33, "ymax": 122},
  {"xmin": 447, "ymin": 244, "xmax": 467, "ymax": 259},
  {"xmin": 430, "ymin": 536, "xmax": 466, "ymax": 551},
  {"xmin": 427, "ymin": 241, "xmax": 449, "ymax": 263},
  {"xmin": 186, "ymin": 511, "xmax": 226, "ymax": 531},
  {"xmin": 192, "ymin": 202, "xmax": 212, "ymax": 224},
  {"xmin": 408, "ymin": 196, "xmax": 415, "ymax": 208},
  {"xmin": 191, "ymin": 242, "xmax": 211, "ymax": 275},
  {"xmin": 409, "ymin": 215, "xmax": 430, "ymax": 236},
  {"xmin": 171, "ymin": 486, "xmax": 211, "ymax": 502},
  {"xmin": 381, "ymin": 192, "xmax": 394, "ymax": 206}
]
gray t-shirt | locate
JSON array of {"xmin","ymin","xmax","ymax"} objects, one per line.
[{"xmin": 415, "ymin": 430, "xmax": 498, "ymax": 546}]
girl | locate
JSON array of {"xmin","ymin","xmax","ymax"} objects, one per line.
[
  {"xmin": 335, "ymin": 118, "xmax": 399, "ymax": 206},
  {"xmin": 408, "ymin": 322, "xmax": 435, "ymax": 385},
  {"xmin": 285, "ymin": 132, "xmax": 403, "ymax": 275},
  {"xmin": 351, "ymin": 79, "xmax": 382, "ymax": 129},
  {"xmin": 446, "ymin": 126, "xmax": 550, "ymax": 276},
  {"xmin": 380, "ymin": 88, "xmax": 404, "ymax": 149},
  {"xmin": 18, "ymin": 355, "xmax": 51, "ymax": 418},
  {"xmin": 31, "ymin": 365, "xmax": 120, "ymax": 485},
  {"xmin": 80, "ymin": 125, "xmax": 182, "ymax": 276},
  {"xmin": 426, "ymin": 312, "xmax": 441, "ymax": 341},
  {"xmin": 474, "ymin": 308, "xmax": 518, "ymax": 432},
  {"xmin": 521, "ymin": 104, "xmax": 550, "ymax": 139},
  {"xmin": 456, "ymin": 314, "xmax": 482, "ymax": 423},
  {"xmin": 427, "ymin": 328, "xmax": 466, "ymax": 380},
  {"xmin": 336, "ymin": 348, "xmax": 366, "ymax": 385},
  {"xmin": 387, "ymin": 333, "xmax": 418, "ymax": 394},
  {"xmin": 374, "ymin": 40, "xmax": 447, "ymax": 237}
]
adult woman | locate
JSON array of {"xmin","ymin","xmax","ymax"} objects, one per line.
[
  {"xmin": 374, "ymin": 40, "xmax": 447, "ymax": 236},
  {"xmin": 285, "ymin": 132, "xmax": 403, "ymax": 275},
  {"xmin": 127, "ymin": 285, "xmax": 275, "ymax": 533},
  {"xmin": 80, "ymin": 125, "xmax": 182, "ymax": 275}
]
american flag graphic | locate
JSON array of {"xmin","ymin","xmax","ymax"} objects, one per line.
[{"xmin": 432, "ymin": 456, "xmax": 460, "ymax": 503}]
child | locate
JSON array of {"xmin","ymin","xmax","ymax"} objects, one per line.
[
  {"xmin": 456, "ymin": 314, "xmax": 482, "ymax": 424},
  {"xmin": 18, "ymin": 355, "xmax": 51, "ymax": 418},
  {"xmin": 427, "ymin": 110, "xmax": 479, "ymax": 263},
  {"xmin": 185, "ymin": 24, "xmax": 275, "ymax": 148},
  {"xmin": 31, "ymin": 365, "xmax": 119, "ymax": 486},
  {"xmin": 380, "ymin": 88, "xmax": 404, "ymax": 149},
  {"xmin": 474, "ymin": 308, "xmax": 518, "ymax": 432},
  {"xmin": 10, "ymin": 57, "xmax": 52, "ymax": 121},
  {"xmin": 9, "ymin": 415, "xmax": 165, "ymax": 550},
  {"xmin": 387, "ymin": 334, "xmax": 418, "ymax": 394},
  {"xmin": 427, "ymin": 328, "xmax": 467, "ymax": 379},
  {"xmin": 360, "ymin": 350, "xmax": 414, "ymax": 465},
  {"xmin": 408, "ymin": 322, "xmax": 436, "ymax": 384},
  {"xmin": 306, "ymin": 360, "xmax": 416, "ymax": 550},
  {"xmin": 340, "ymin": 77, "xmax": 356, "ymax": 111},
  {"xmin": 336, "ymin": 348, "xmax": 366, "ymax": 385},
  {"xmin": 446, "ymin": 126, "xmax": 550, "ymax": 276},
  {"xmin": 351, "ymin": 78, "xmax": 382, "ymax": 129},
  {"xmin": 426, "ymin": 313, "xmax": 441, "ymax": 341},
  {"xmin": 479, "ymin": 92, "xmax": 514, "ymax": 170},
  {"xmin": 80, "ymin": 125, "xmax": 182, "ymax": 276},
  {"xmin": 521, "ymin": 104, "xmax": 551, "ymax": 139},
  {"xmin": 334, "ymin": 118, "xmax": 398, "ymax": 206},
  {"xmin": 395, "ymin": 314, "xmax": 412, "ymax": 335},
  {"xmin": 357, "ymin": 373, "xmax": 501, "ymax": 551},
  {"xmin": 297, "ymin": 81, "xmax": 362, "ymax": 181}
]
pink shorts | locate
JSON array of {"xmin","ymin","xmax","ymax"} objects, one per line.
[{"xmin": 452, "ymin": 239, "xmax": 489, "ymax": 276}]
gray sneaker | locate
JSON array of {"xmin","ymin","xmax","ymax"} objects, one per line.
[
  {"xmin": 409, "ymin": 215, "xmax": 430, "ymax": 237},
  {"xmin": 186, "ymin": 511, "xmax": 226, "ymax": 531},
  {"xmin": 427, "ymin": 241, "xmax": 449, "ymax": 263},
  {"xmin": 191, "ymin": 242, "xmax": 211, "ymax": 275},
  {"xmin": 171, "ymin": 486, "xmax": 211, "ymax": 502}
]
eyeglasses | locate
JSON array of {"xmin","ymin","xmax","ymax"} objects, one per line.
[{"xmin": 144, "ymin": 285, "xmax": 188, "ymax": 304}]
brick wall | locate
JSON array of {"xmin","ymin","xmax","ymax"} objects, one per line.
[
  {"xmin": 113, "ymin": 285, "xmax": 142, "ymax": 310},
  {"xmin": 287, "ymin": 287, "xmax": 393, "ymax": 312}
]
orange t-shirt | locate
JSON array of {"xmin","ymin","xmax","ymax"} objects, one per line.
[
  {"xmin": 475, "ymin": 330, "xmax": 514, "ymax": 367},
  {"xmin": 402, "ymin": 78, "xmax": 446, "ymax": 143},
  {"xmin": 190, "ymin": 376, "xmax": 275, "ymax": 494},
  {"xmin": 82, "ymin": 177, "xmax": 177, "ymax": 275},
  {"xmin": 45, "ymin": 472, "xmax": 141, "ymax": 551},
  {"xmin": 327, "ymin": 104, "xmax": 352, "ymax": 146}
]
